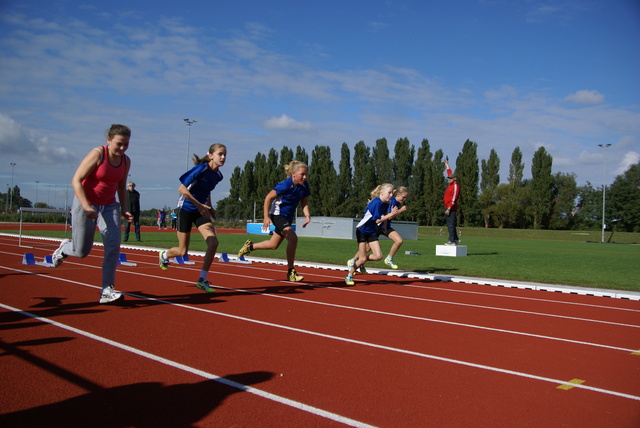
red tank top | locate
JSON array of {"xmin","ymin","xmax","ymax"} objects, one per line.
[{"xmin": 82, "ymin": 146, "xmax": 126, "ymax": 205}]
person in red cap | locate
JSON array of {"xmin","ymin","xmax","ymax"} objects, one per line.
[{"xmin": 443, "ymin": 158, "xmax": 460, "ymax": 245}]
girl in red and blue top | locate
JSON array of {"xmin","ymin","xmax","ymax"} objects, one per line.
[
  {"xmin": 237, "ymin": 160, "xmax": 311, "ymax": 282},
  {"xmin": 345, "ymin": 183, "xmax": 398, "ymax": 285},
  {"xmin": 159, "ymin": 143, "xmax": 226, "ymax": 293},
  {"xmin": 51, "ymin": 124, "xmax": 133, "ymax": 304}
]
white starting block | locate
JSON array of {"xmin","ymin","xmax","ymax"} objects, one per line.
[
  {"xmin": 170, "ymin": 254, "xmax": 196, "ymax": 265},
  {"xmin": 436, "ymin": 245, "xmax": 467, "ymax": 257},
  {"xmin": 219, "ymin": 253, "xmax": 252, "ymax": 264},
  {"xmin": 118, "ymin": 253, "xmax": 137, "ymax": 266},
  {"xmin": 22, "ymin": 253, "xmax": 55, "ymax": 267}
]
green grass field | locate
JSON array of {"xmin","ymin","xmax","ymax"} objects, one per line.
[{"xmin": 5, "ymin": 226, "xmax": 639, "ymax": 292}]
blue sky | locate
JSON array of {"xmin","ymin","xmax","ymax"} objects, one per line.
[{"xmin": 1, "ymin": 0, "xmax": 638, "ymax": 210}]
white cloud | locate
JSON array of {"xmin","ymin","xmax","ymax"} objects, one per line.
[
  {"xmin": 264, "ymin": 114, "xmax": 313, "ymax": 131},
  {"xmin": 564, "ymin": 89, "xmax": 604, "ymax": 105},
  {"xmin": 0, "ymin": 114, "xmax": 70, "ymax": 165},
  {"xmin": 614, "ymin": 151, "xmax": 640, "ymax": 175}
]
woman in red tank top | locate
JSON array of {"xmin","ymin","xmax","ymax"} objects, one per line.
[{"xmin": 51, "ymin": 124, "xmax": 133, "ymax": 304}]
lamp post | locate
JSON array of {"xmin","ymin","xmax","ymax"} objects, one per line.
[
  {"xmin": 598, "ymin": 144, "xmax": 611, "ymax": 243},
  {"xmin": 184, "ymin": 118, "xmax": 197, "ymax": 170},
  {"xmin": 9, "ymin": 162, "xmax": 16, "ymax": 212},
  {"xmin": 35, "ymin": 180, "xmax": 40, "ymax": 205}
]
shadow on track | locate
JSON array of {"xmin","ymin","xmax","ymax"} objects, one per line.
[{"xmin": 0, "ymin": 341, "xmax": 274, "ymax": 428}]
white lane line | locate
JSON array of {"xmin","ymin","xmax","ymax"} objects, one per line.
[
  {"xmin": 3, "ymin": 244, "xmax": 639, "ymax": 313},
  {"xmin": 5, "ymin": 290, "xmax": 639, "ymax": 404},
  {"xmin": 2, "ymin": 264, "xmax": 638, "ymax": 354},
  {"xmin": 2, "ymin": 266, "xmax": 640, "ymax": 401},
  {"xmin": 0, "ymin": 302, "xmax": 376, "ymax": 428}
]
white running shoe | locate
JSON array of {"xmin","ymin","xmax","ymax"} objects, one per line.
[
  {"xmin": 99, "ymin": 285, "xmax": 124, "ymax": 304},
  {"xmin": 52, "ymin": 239, "xmax": 71, "ymax": 267}
]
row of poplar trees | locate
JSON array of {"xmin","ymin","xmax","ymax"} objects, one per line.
[{"xmin": 216, "ymin": 137, "xmax": 638, "ymax": 231}]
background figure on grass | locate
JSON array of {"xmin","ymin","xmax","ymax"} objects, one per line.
[
  {"xmin": 443, "ymin": 158, "xmax": 460, "ymax": 245},
  {"xmin": 157, "ymin": 208, "xmax": 167, "ymax": 229},
  {"xmin": 347, "ymin": 186, "xmax": 409, "ymax": 272},
  {"xmin": 158, "ymin": 144, "xmax": 227, "ymax": 293},
  {"xmin": 345, "ymin": 184, "xmax": 398, "ymax": 285},
  {"xmin": 237, "ymin": 161, "xmax": 311, "ymax": 282},
  {"xmin": 51, "ymin": 124, "xmax": 133, "ymax": 304},
  {"xmin": 123, "ymin": 182, "xmax": 141, "ymax": 242},
  {"xmin": 170, "ymin": 209, "xmax": 177, "ymax": 230}
]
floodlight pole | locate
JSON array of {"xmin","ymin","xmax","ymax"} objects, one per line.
[
  {"xmin": 184, "ymin": 118, "xmax": 197, "ymax": 170},
  {"xmin": 9, "ymin": 162, "xmax": 16, "ymax": 212},
  {"xmin": 35, "ymin": 180, "xmax": 39, "ymax": 204},
  {"xmin": 598, "ymin": 144, "xmax": 611, "ymax": 243}
]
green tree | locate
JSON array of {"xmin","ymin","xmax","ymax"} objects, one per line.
[
  {"xmin": 479, "ymin": 149, "xmax": 500, "ymax": 227},
  {"xmin": 372, "ymin": 137, "xmax": 393, "ymax": 183},
  {"xmin": 393, "ymin": 137, "xmax": 413, "ymax": 186},
  {"xmin": 549, "ymin": 172, "xmax": 578, "ymax": 230},
  {"xmin": 609, "ymin": 161, "xmax": 640, "ymax": 232},
  {"xmin": 455, "ymin": 139, "xmax": 480, "ymax": 226},
  {"xmin": 408, "ymin": 139, "xmax": 429, "ymax": 224},
  {"xmin": 309, "ymin": 145, "xmax": 337, "ymax": 216},
  {"xmin": 352, "ymin": 141, "xmax": 375, "ymax": 213},
  {"xmin": 336, "ymin": 142, "xmax": 354, "ymax": 216},
  {"xmin": 216, "ymin": 166, "xmax": 243, "ymax": 220},
  {"xmin": 572, "ymin": 182, "xmax": 601, "ymax": 230},
  {"xmin": 239, "ymin": 160, "xmax": 255, "ymax": 219},
  {"xmin": 528, "ymin": 146, "xmax": 554, "ymax": 229},
  {"xmin": 253, "ymin": 152, "xmax": 270, "ymax": 203},
  {"xmin": 509, "ymin": 146, "xmax": 524, "ymax": 188},
  {"xmin": 426, "ymin": 149, "xmax": 446, "ymax": 226},
  {"xmin": 295, "ymin": 146, "xmax": 309, "ymax": 165},
  {"xmin": 266, "ymin": 148, "xmax": 280, "ymax": 189},
  {"xmin": 279, "ymin": 146, "xmax": 294, "ymax": 181},
  {"xmin": 491, "ymin": 183, "xmax": 526, "ymax": 228}
]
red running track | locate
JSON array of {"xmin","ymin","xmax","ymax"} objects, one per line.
[{"xmin": 1, "ymin": 234, "xmax": 639, "ymax": 427}]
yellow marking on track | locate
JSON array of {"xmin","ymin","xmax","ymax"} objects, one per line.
[
  {"xmin": 557, "ymin": 379, "xmax": 585, "ymax": 390},
  {"xmin": 631, "ymin": 350, "xmax": 640, "ymax": 356}
]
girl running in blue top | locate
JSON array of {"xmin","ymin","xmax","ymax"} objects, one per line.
[
  {"xmin": 237, "ymin": 160, "xmax": 311, "ymax": 282},
  {"xmin": 345, "ymin": 183, "xmax": 398, "ymax": 285},
  {"xmin": 378, "ymin": 186, "xmax": 409, "ymax": 269},
  {"xmin": 347, "ymin": 185, "xmax": 408, "ymax": 272},
  {"xmin": 159, "ymin": 143, "xmax": 226, "ymax": 293}
]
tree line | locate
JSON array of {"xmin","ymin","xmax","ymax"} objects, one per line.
[
  {"xmin": 216, "ymin": 138, "xmax": 640, "ymax": 232},
  {"xmin": 3, "ymin": 138, "xmax": 637, "ymax": 232}
]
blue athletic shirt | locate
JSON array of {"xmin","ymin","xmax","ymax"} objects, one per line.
[
  {"xmin": 356, "ymin": 197, "xmax": 389, "ymax": 235},
  {"xmin": 380, "ymin": 196, "xmax": 400, "ymax": 230},
  {"xmin": 269, "ymin": 176, "xmax": 311, "ymax": 222},
  {"xmin": 176, "ymin": 163, "xmax": 224, "ymax": 213}
]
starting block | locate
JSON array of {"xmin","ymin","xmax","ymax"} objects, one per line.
[
  {"xmin": 22, "ymin": 253, "xmax": 55, "ymax": 267},
  {"xmin": 219, "ymin": 253, "xmax": 252, "ymax": 264},
  {"xmin": 118, "ymin": 253, "xmax": 137, "ymax": 267},
  {"xmin": 170, "ymin": 254, "xmax": 196, "ymax": 265}
]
